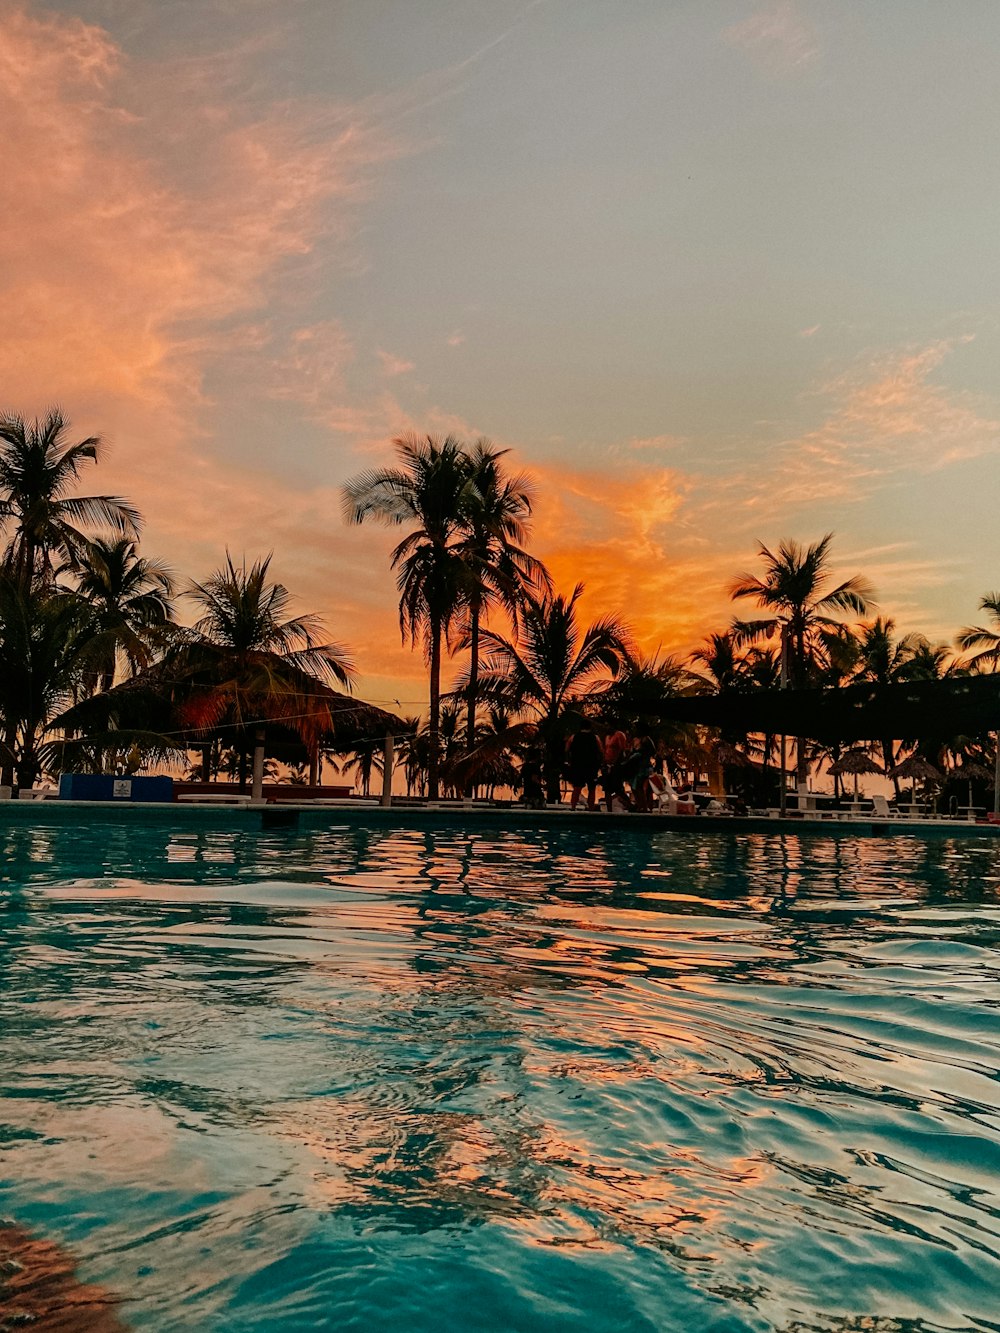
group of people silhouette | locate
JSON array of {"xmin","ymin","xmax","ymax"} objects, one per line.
[{"xmin": 520, "ymin": 720, "xmax": 666, "ymax": 813}]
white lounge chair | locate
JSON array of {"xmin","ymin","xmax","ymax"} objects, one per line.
[
  {"xmin": 870, "ymin": 794, "xmax": 903, "ymax": 819},
  {"xmin": 648, "ymin": 773, "xmax": 678, "ymax": 813}
]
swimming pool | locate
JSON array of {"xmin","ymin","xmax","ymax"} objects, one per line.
[{"xmin": 2, "ymin": 814, "xmax": 998, "ymax": 1331}]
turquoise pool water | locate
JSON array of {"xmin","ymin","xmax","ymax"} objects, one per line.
[{"xmin": 1, "ymin": 816, "xmax": 999, "ymax": 1331}]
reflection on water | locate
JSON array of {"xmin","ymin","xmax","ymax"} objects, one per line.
[{"xmin": 1, "ymin": 817, "xmax": 999, "ymax": 1332}]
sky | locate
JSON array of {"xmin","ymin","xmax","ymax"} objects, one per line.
[{"xmin": 3, "ymin": 0, "xmax": 999, "ymax": 713}]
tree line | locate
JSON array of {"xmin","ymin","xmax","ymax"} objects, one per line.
[{"xmin": 2, "ymin": 411, "xmax": 999, "ymax": 804}]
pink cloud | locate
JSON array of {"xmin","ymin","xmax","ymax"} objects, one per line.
[
  {"xmin": 377, "ymin": 349, "xmax": 416, "ymax": 377},
  {"xmin": 724, "ymin": 2, "xmax": 818, "ymax": 72}
]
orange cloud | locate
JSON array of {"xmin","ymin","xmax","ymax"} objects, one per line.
[
  {"xmin": 0, "ymin": 2, "xmax": 424, "ymax": 696},
  {"xmin": 527, "ymin": 461, "xmax": 734, "ymax": 655}
]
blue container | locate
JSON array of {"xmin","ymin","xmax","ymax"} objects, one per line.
[{"xmin": 58, "ymin": 774, "xmax": 174, "ymax": 803}]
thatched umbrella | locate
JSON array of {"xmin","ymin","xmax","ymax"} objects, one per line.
[
  {"xmin": 956, "ymin": 760, "xmax": 993, "ymax": 811},
  {"xmin": 828, "ymin": 750, "xmax": 883, "ymax": 777},
  {"xmin": 889, "ymin": 755, "xmax": 942, "ymax": 784},
  {"xmin": 714, "ymin": 740, "xmax": 751, "ymax": 767},
  {"xmin": 828, "ymin": 749, "xmax": 883, "ymax": 799}
]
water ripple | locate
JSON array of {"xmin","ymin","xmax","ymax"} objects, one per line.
[{"xmin": 1, "ymin": 817, "xmax": 999, "ymax": 1331}]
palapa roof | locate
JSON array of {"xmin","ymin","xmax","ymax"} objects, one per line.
[{"xmin": 58, "ymin": 658, "xmax": 405, "ymax": 755}]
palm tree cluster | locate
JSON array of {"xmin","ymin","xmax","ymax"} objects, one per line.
[
  {"xmin": 0, "ymin": 411, "xmax": 363, "ymax": 792},
  {"xmin": 4, "ymin": 408, "xmax": 999, "ymax": 808},
  {"xmin": 688, "ymin": 536, "xmax": 998, "ymax": 809},
  {"xmin": 346, "ymin": 448, "xmax": 1000, "ymax": 808}
]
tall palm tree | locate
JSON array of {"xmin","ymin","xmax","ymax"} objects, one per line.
[
  {"xmin": 458, "ymin": 440, "xmax": 550, "ymax": 753},
  {"xmin": 69, "ymin": 537, "xmax": 175, "ymax": 693},
  {"xmin": 0, "ymin": 410, "xmax": 140, "ymax": 586},
  {"xmin": 174, "ymin": 553, "xmax": 354, "ymax": 786},
  {"xmin": 957, "ymin": 593, "xmax": 1000, "ymax": 671},
  {"xmin": 729, "ymin": 535, "xmax": 873, "ymax": 687},
  {"xmin": 476, "ymin": 584, "xmax": 632, "ymax": 801},
  {"xmin": 343, "ymin": 435, "xmax": 477, "ymax": 800},
  {"xmin": 730, "ymin": 535, "xmax": 872, "ymax": 784}
]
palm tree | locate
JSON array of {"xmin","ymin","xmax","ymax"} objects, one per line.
[
  {"xmin": 173, "ymin": 553, "xmax": 354, "ymax": 787},
  {"xmin": 0, "ymin": 575, "xmax": 100, "ymax": 789},
  {"xmin": 458, "ymin": 441, "xmax": 550, "ymax": 753},
  {"xmin": 0, "ymin": 410, "xmax": 140, "ymax": 586},
  {"xmin": 957, "ymin": 593, "xmax": 1000, "ymax": 671},
  {"xmin": 343, "ymin": 435, "xmax": 477, "ymax": 800},
  {"xmin": 69, "ymin": 537, "xmax": 175, "ymax": 693},
  {"xmin": 689, "ymin": 629, "xmax": 755, "ymax": 696},
  {"xmin": 475, "ymin": 584, "xmax": 632, "ymax": 801},
  {"xmin": 729, "ymin": 535, "xmax": 873, "ymax": 688},
  {"xmin": 340, "ymin": 736, "xmax": 384, "ymax": 797},
  {"xmin": 730, "ymin": 535, "xmax": 872, "ymax": 785},
  {"xmin": 853, "ymin": 617, "xmax": 920, "ymax": 794}
]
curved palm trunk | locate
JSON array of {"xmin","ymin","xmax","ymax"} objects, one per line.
[{"xmin": 428, "ymin": 614, "xmax": 442, "ymax": 801}]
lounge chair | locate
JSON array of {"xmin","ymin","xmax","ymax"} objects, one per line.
[
  {"xmin": 648, "ymin": 775, "xmax": 696, "ymax": 814},
  {"xmin": 870, "ymin": 794, "xmax": 903, "ymax": 819}
]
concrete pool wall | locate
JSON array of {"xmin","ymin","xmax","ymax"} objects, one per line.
[{"xmin": 2, "ymin": 798, "xmax": 999, "ymax": 841}]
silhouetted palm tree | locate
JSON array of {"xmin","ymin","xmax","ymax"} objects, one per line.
[
  {"xmin": 340, "ymin": 736, "xmax": 384, "ymax": 797},
  {"xmin": 690, "ymin": 630, "xmax": 746, "ymax": 694},
  {"xmin": 343, "ymin": 435, "xmax": 477, "ymax": 799},
  {"xmin": 0, "ymin": 410, "xmax": 140, "ymax": 586},
  {"xmin": 730, "ymin": 535, "xmax": 872, "ymax": 784},
  {"xmin": 0, "ymin": 575, "xmax": 99, "ymax": 788},
  {"xmin": 173, "ymin": 554, "xmax": 354, "ymax": 786},
  {"xmin": 957, "ymin": 593, "xmax": 1000, "ymax": 671},
  {"xmin": 458, "ymin": 440, "xmax": 550, "ymax": 753},
  {"xmin": 854, "ymin": 617, "xmax": 920, "ymax": 793},
  {"xmin": 476, "ymin": 584, "xmax": 632, "ymax": 801},
  {"xmin": 70, "ymin": 537, "xmax": 175, "ymax": 693},
  {"xmin": 730, "ymin": 535, "xmax": 872, "ymax": 688}
]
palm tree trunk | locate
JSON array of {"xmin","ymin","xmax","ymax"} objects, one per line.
[
  {"xmin": 1, "ymin": 722, "xmax": 17, "ymax": 790},
  {"xmin": 466, "ymin": 605, "xmax": 480, "ymax": 752},
  {"xmin": 882, "ymin": 738, "xmax": 899, "ymax": 799},
  {"xmin": 543, "ymin": 711, "xmax": 562, "ymax": 804},
  {"xmin": 428, "ymin": 614, "xmax": 442, "ymax": 801},
  {"xmin": 465, "ymin": 604, "xmax": 481, "ymax": 798}
]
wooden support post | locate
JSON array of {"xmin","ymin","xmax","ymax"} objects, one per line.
[
  {"xmin": 381, "ymin": 734, "xmax": 393, "ymax": 807},
  {"xmin": 251, "ymin": 728, "xmax": 266, "ymax": 804}
]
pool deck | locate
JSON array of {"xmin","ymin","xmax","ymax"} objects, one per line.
[{"xmin": 2, "ymin": 798, "xmax": 999, "ymax": 839}]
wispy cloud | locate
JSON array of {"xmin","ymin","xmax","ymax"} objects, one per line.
[
  {"xmin": 723, "ymin": 2, "xmax": 818, "ymax": 73},
  {"xmin": 0, "ymin": 1, "xmax": 420, "ymax": 679},
  {"xmin": 377, "ymin": 350, "xmax": 416, "ymax": 377},
  {"xmin": 625, "ymin": 434, "xmax": 686, "ymax": 453},
  {"xmin": 698, "ymin": 337, "xmax": 1000, "ymax": 522}
]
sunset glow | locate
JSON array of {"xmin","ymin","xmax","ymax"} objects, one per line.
[{"xmin": 4, "ymin": 0, "xmax": 998, "ymax": 706}]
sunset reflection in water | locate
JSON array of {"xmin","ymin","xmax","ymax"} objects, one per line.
[{"xmin": 1, "ymin": 815, "xmax": 998, "ymax": 1331}]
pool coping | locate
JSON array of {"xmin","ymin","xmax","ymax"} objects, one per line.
[{"xmin": 2, "ymin": 799, "xmax": 999, "ymax": 839}]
